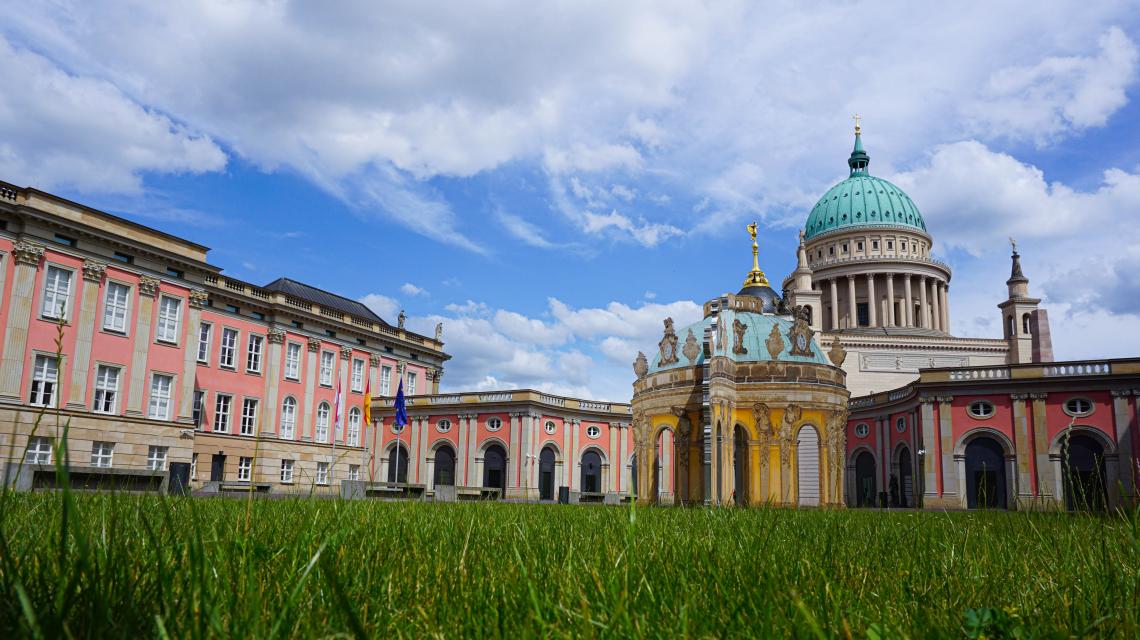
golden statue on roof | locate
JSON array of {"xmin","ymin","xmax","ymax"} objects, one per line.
[{"xmin": 743, "ymin": 220, "xmax": 770, "ymax": 288}]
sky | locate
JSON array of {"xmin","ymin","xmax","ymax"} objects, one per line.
[{"xmin": 3, "ymin": 1, "xmax": 1140, "ymax": 402}]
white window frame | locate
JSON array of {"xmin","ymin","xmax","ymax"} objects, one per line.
[
  {"xmin": 351, "ymin": 358, "xmax": 364, "ymax": 393},
  {"xmin": 284, "ymin": 342, "xmax": 301, "ymax": 380},
  {"xmin": 407, "ymin": 371, "xmax": 417, "ymax": 396},
  {"xmin": 91, "ymin": 441, "xmax": 114, "ymax": 468},
  {"xmin": 192, "ymin": 389, "xmax": 205, "ymax": 429},
  {"xmin": 102, "ymin": 281, "xmax": 130, "ymax": 333},
  {"xmin": 41, "ymin": 265, "xmax": 73, "ymax": 320},
  {"xmin": 280, "ymin": 459, "xmax": 295, "ymax": 483},
  {"xmin": 238, "ymin": 456, "xmax": 253, "ymax": 482},
  {"xmin": 544, "ymin": 420, "xmax": 557, "ymax": 434},
  {"xmin": 1064, "ymin": 397, "xmax": 1094, "ymax": 417},
  {"xmin": 855, "ymin": 423, "xmax": 870, "ymax": 438},
  {"xmin": 148, "ymin": 373, "xmax": 174, "ymax": 420},
  {"xmin": 156, "ymin": 295, "xmax": 182, "ymax": 343},
  {"xmin": 246, "ymin": 334, "xmax": 264, "ymax": 374},
  {"xmin": 146, "ymin": 445, "xmax": 168, "ymax": 471},
  {"xmin": 25, "ymin": 436, "xmax": 52, "ymax": 465},
  {"xmin": 219, "ymin": 328, "xmax": 239, "ymax": 369},
  {"xmin": 348, "ymin": 464, "xmax": 360, "ymax": 481},
  {"xmin": 93, "ymin": 364, "xmax": 121, "ymax": 414},
  {"xmin": 191, "ymin": 453, "xmax": 198, "ymax": 480},
  {"xmin": 29, "ymin": 354, "xmax": 59, "ymax": 407},
  {"xmin": 968, "ymin": 400, "xmax": 995, "ymax": 419},
  {"xmin": 347, "ymin": 408, "xmax": 361, "ymax": 447},
  {"xmin": 319, "ymin": 351, "xmax": 334, "ymax": 387},
  {"xmin": 486, "ymin": 417, "xmax": 502, "ymax": 431},
  {"xmin": 315, "ymin": 402, "xmax": 330, "ymax": 443},
  {"xmin": 316, "ymin": 461, "xmax": 329, "ymax": 485},
  {"xmin": 586, "ymin": 425, "xmax": 600, "ymax": 439},
  {"xmin": 280, "ymin": 397, "xmax": 297, "ymax": 440},
  {"xmin": 381, "ymin": 366, "xmax": 392, "ymax": 396},
  {"xmin": 240, "ymin": 398, "xmax": 258, "ymax": 436},
  {"xmin": 214, "ymin": 393, "xmax": 233, "ymax": 432},
  {"xmin": 197, "ymin": 322, "xmax": 212, "ymax": 363},
  {"xmin": 436, "ymin": 419, "xmax": 452, "ymax": 433}
]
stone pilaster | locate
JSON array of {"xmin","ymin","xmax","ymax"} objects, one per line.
[
  {"xmin": 1030, "ymin": 393, "xmax": 1056, "ymax": 504},
  {"xmin": 609, "ymin": 420, "xmax": 620, "ymax": 492},
  {"xmin": 508, "ymin": 411, "xmax": 522, "ymax": 495},
  {"xmin": 337, "ymin": 347, "xmax": 351, "ymax": 441},
  {"xmin": 903, "ymin": 275, "xmax": 913, "ymax": 327},
  {"xmin": 259, "ymin": 327, "xmax": 285, "ymax": 435},
  {"xmin": 301, "ymin": 338, "xmax": 320, "ymax": 440},
  {"xmin": 175, "ymin": 289, "xmax": 208, "ymax": 423},
  {"xmin": 407, "ymin": 415, "xmax": 421, "ymax": 483},
  {"xmin": 466, "ymin": 412, "xmax": 479, "ymax": 485},
  {"xmin": 1111, "ymin": 390, "xmax": 1135, "ymax": 501},
  {"xmin": 1010, "ymin": 394, "xmax": 1034, "ymax": 503},
  {"xmin": 919, "ymin": 276, "xmax": 929, "ymax": 329},
  {"xmin": 125, "ymin": 276, "xmax": 160, "ymax": 416},
  {"xmin": 0, "ymin": 243, "xmax": 45, "ymax": 403},
  {"xmin": 529, "ymin": 413, "xmax": 541, "ymax": 493},
  {"xmin": 64, "ymin": 260, "xmax": 106, "ymax": 409},
  {"xmin": 456, "ymin": 413, "xmax": 470, "ymax": 486},
  {"xmin": 569, "ymin": 418, "xmax": 581, "ymax": 490},
  {"xmin": 919, "ymin": 397, "xmax": 938, "ymax": 501},
  {"xmin": 937, "ymin": 396, "xmax": 956, "ymax": 503},
  {"xmin": 866, "ymin": 273, "xmax": 877, "ymax": 327}
]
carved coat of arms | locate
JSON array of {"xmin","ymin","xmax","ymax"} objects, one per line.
[
  {"xmin": 682, "ymin": 329, "xmax": 700, "ymax": 363},
  {"xmin": 787, "ymin": 309, "xmax": 815, "ymax": 357},
  {"xmin": 658, "ymin": 318, "xmax": 679, "ymax": 365}
]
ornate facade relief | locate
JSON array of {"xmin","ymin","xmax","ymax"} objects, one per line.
[
  {"xmin": 82, "ymin": 260, "xmax": 107, "ymax": 283},
  {"xmin": 658, "ymin": 318, "xmax": 679, "ymax": 365},
  {"xmin": 138, "ymin": 276, "xmax": 161, "ymax": 298},
  {"xmin": 787, "ymin": 308, "xmax": 815, "ymax": 357},
  {"xmin": 753, "ymin": 402, "xmax": 772, "ymax": 470},
  {"xmin": 682, "ymin": 329, "xmax": 701, "ymax": 363},
  {"xmin": 188, "ymin": 289, "xmax": 209, "ymax": 309},
  {"xmin": 732, "ymin": 319, "xmax": 748, "ymax": 355},
  {"xmin": 765, "ymin": 325, "xmax": 783, "ymax": 360},
  {"xmin": 828, "ymin": 340, "xmax": 847, "ymax": 367},
  {"xmin": 12, "ymin": 241, "xmax": 45, "ymax": 266},
  {"xmin": 633, "ymin": 351, "xmax": 649, "ymax": 378},
  {"xmin": 307, "ymin": 337, "xmax": 321, "ymax": 352},
  {"xmin": 779, "ymin": 404, "xmax": 801, "ymax": 467}
]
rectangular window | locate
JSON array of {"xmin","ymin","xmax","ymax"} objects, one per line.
[
  {"xmin": 192, "ymin": 390, "xmax": 205, "ymax": 429},
  {"xmin": 325, "ymin": 330, "xmax": 336, "ymax": 338},
  {"xmin": 280, "ymin": 459, "xmax": 295, "ymax": 483},
  {"xmin": 357, "ymin": 338, "xmax": 367, "ymax": 346},
  {"xmin": 351, "ymin": 358, "xmax": 364, "ymax": 392},
  {"xmin": 54, "ymin": 233, "xmax": 76, "ymax": 247},
  {"xmin": 112, "ymin": 252, "xmax": 134, "ymax": 264},
  {"xmin": 166, "ymin": 267, "xmax": 184, "ymax": 278},
  {"xmin": 238, "ymin": 456, "xmax": 253, "ymax": 481},
  {"xmin": 319, "ymin": 351, "xmax": 334, "ymax": 386},
  {"xmin": 828, "ymin": 246, "xmax": 834, "ymax": 256},
  {"xmin": 148, "ymin": 373, "xmax": 174, "ymax": 420},
  {"xmin": 348, "ymin": 465, "xmax": 360, "ymax": 481},
  {"xmin": 30, "ymin": 355, "xmax": 59, "ymax": 407},
  {"xmin": 191, "ymin": 453, "xmax": 198, "ymax": 479},
  {"xmin": 214, "ymin": 394, "xmax": 233, "ymax": 432},
  {"xmin": 381, "ymin": 366, "xmax": 391, "ymax": 396},
  {"xmin": 407, "ymin": 371, "xmax": 417, "ymax": 396},
  {"xmin": 284, "ymin": 343, "xmax": 301, "ymax": 380},
  {"xmin": 197, "ymin": 323, "xmax": 212, "ymax": 363},
  {"xmin": 41, "ymin": 266, "xmax": 72, "ymax": 319},
  {"xmin": 887, "ymin": 241, "xmax": 894, "ymax": 250},
  {"xmin": 872, "ymin": 240, "xmax": 879, "ymax": 250},
  {"xmin": 316, "ymin": 462, "xmax": 329, "ymax": 485},
  {"xmin": 857, "ymin": 241, "xmax": 864, "ymax": 252},
  {"xmin": 25, "ymin": 436, "xmax": 52, "ymax": 465},
  {"xmin": 147, "ymin": 446, "xmax": 168, "ymax": 471},
  {"xmin": 91, "ymin": 441, "xmax": 114, "ymax": 468},
  {"xmin": 93, "ymin": 365, "xmax": 120, "ymax": 414},
  {"xmin": 857, "ymin": 302, "xmax": 870, "ymax": 328},
  {"xmin": 102, "ymin": 282, "xmax": 130, "ymax": 333},
  {"xmin": 219, "ymin": 328, "xmax": 238, "ymax": 368},
  {"xmin": 240, "ymin": 398, "xmax": 258, "ymax": 436},
  {"xmin": 225, "ymin": 304, "xmax": 240, "ymax": 314},
  {"xmin": 156, "ymin": 296, "xmax": 182, "ymax": 343},
  {"xmin": 250, "ymin": 311, "xmax": 265, "ymax": 321},
  {"xmin": 291, "ymin": 320, "xmax": 303, "ymax": 329},
  {"xmin": 246, "ymin": 334, "xmax": 264, "ymax": 373}
]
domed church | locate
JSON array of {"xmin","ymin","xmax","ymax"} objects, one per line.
[{"xmin": 630, "ymin": 225, "xmax": 850, "ymax": 506}]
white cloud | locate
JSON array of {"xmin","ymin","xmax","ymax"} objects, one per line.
[
  {"xmin": 400, "ymin": 282, "xmax": 428, "ymax": 297},
  {"xmin": 495, "ymin": 210, "xmax": 555, "ymax": 248},
  {"xmin": 543, "ymin": 143, "xmax": 643, "ymax": 175},
  {"xmin": 358, "ymin": 293, "xmax": 400, "ymax": 320},
  {"xmin": 444, "ymin": 299, "xmax": 490, "ymax": 316}
]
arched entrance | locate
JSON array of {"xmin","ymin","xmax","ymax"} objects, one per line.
[
  {"xmin": 733, "ymin": 424, "xmax": 748, "ymax": 505},
  {"xmin": 580, "ymin": 450, "xmax": 602, "ymax": 493},
  {"xmin": 387, "ymin": 444, "xmax": 409, "ymax": 483},
  {"xmin": 896, "ymin": 446, "xmax": 913, "ymax": 508},
  {"xmin": 797, "ymin": 425, "xmax": 820, "ymax": 506},
  {"xmin": 1061, "ymin": 434, "xmax": 1107, "ymax": 511},
  {"xmin": 482, "ymin": 444, "xmax": 507, "ymax": 494},
  {"xmin": 964, "ymin": 436, "xmax": 1007, "ymax": 509},
  {"xmin": 433, "ymin": 445, "xmax": 456, "ymax": 487},
  {"xmin": 854, "ymin": 451, "xmax": 876, "ymax": 507},
  {"xmin": 539, "ymin": 446, "xmax": 557, "ymax": 500}
]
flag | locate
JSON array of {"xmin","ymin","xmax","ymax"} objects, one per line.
[
  {"xmin": 333, "ymin": 380, "xmax": 342, "ymax": 442},
  {"xmin": 363, "ymin": 374, "xmax": 372, "ymax": 426},
  {"xmin": 394, "ymin": 379, "xmax": 408, "ymax": 428}
]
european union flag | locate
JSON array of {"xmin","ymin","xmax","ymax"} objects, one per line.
[{"xmin": 393, "ymin": 379, "xmax": 408, "ymax": 427}]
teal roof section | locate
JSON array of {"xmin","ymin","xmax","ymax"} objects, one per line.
[
  {"xmin": 803, "ymin": 133, "xmax": 927, "ymax": 240},
  {"xmin": 647, "ymin": 310, "xmax": 828, "ymax": 374}
]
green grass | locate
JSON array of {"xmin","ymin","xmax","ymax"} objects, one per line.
[{"xmin": 0, "ymin": 494, "xmax": 1137, "ymax": 638}]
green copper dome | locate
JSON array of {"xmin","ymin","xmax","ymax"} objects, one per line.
[{"xmin": 804, "ymin": 132, "xmax": 927, "ymax": 240}]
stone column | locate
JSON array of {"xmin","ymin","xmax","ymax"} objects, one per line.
[
  {"xmin": 125, "ymin": 276, "xmax": 161, "ymax": 416},
  {"xmin": 509, "ymin": 411, "xmax": 522, "ymax": 493},
  {"xmin": 846, "ymin": 276, "xmax": 857, "ymax": 329},
  {"xmin": 918, "ymin": 277, "xmax": 929, "ymax": 329},
  {"xmin": 930, "ymin": 280, "xmax": 941, "ymax": 332},
  {"xmin": 258, "ymin": 327, "xmax": 285, "ymax": 435},
  {"xmin": 569, "ymin": 419, "xmax": 580, "ymax": 490},
  {"xmin": 903, "ymin": 275, "xmax": 914, "ymax": 328},
  {"xmin": 419, "ymin": 415, "xmax": 431, "ymax": 486},
  {"xmin": 866, "ymin": 273, "xmax": 877, "ymax": 327},
  {"xmin": 1110, "ymin": 391, "xmax": 1135, "ymax": 502},
  {"xmin": 173, "ymin": 289, "xmax": 209, "ymax": 422},
  {"xmin": 1031, "ymin": 393, "xmax": 1057, "ymax": 505},
  {"xmin": 65, "ymin": 260, "xmax": 107, "ymax": 409},
  {"xmin": 1011, "ymin": 394, "xmax": 1033, "ymax": 505},
  {"xmin": 938, "ymin": 396, "xmax": 956, "ymax": 504},
  {"xmin": 618, "ymin": 423, "xmax": 630, "ymax": 494},
  {"xmin": 609, "ymin": 421, "xmax": 620, "ymax": 492},
  {"xmin": 407, "ymin": 415, "xmax": 421, "ymax": 483},
  {"xmin": 828, "ymin": 278, "xmax": 838, "ymax": 331},
  {"xmin": 301, "ymin": 338, "xmax": 320, "ymax": 439},
  {"xmin": 337, "ymin": 347, "xmax": 352, "ymax": 442},
  {"xmin": 456, "ymin": 413, "xmax": 469, "ymax": 486},
  {"xmin": 885, "ymin": 273, "xmax": 896, "ymax": 327},
  {"xmin": 708, "ymin": 421, "xmax": 720, "ymax": 504},
  {"xmin": 0, "ymin": 243, "xmax": 44, "ymax": 402},
  {"xmin": 940, "ymin": 283, "xmax": 950, "ymax": 332},
  {"xmin": 467, "ymin": 413, "xmax": 480, "ymax": 486}
]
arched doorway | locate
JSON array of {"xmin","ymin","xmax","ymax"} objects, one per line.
[
  {"xmin": 482, "ymin": 444, "xmax": 507, "ymax": 494},
  {"xmin": 539, "ymin": 446, "xmax": 556, "ymax": 500},
  {"xmin": 797, "ymin": 425, "xmax": 820, "ymax": 506},
  {"xmin": 1061, "ymin": 434, "xmax": 1107, "ymax": 511},
  {"xmin": 854, "ymin": 451, "xmax": 876, "ymax": 507},
  {"xmin": 387, "ymin": 444, "xmax": 409, "ymax": 483},
  {"xmin": 733, "ymin": 424, "xmax": 748, "ymax": 505},
  {"xmin": 433, "ymin": 445, "xmax": 456, "ymax": 487},
  {"xmin": 965, "ymin": 436, "xmax": 1007, "ymax": 509},
  {"xmin": 897, "ymin": 446, "xmax": 913, "ymax": 508},
  {"xmin": 580, "ymin": 450, "xmax": 602, "ymax": 493}
]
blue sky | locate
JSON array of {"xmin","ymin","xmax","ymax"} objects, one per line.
[{"xmin": 4, "ymin": 1, "xmax": 1140, "ymax": 401}]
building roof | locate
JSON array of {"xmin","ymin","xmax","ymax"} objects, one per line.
[
  {"xmin": 803, "ymin": 133, "xmax": 927, "ymax": 240},
  {"xmin": 262, "ymin": 277, "xmax": 387, "ymax": 325}
]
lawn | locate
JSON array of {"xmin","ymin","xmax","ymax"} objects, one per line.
[{"xmin": 1, "ymin": 492, "xmax": 1137, "ymax": 638}]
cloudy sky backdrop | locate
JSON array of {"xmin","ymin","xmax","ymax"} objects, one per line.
[{"xmin": 3, "ymin": 1, "xmax": 1140, "ymax": 400}]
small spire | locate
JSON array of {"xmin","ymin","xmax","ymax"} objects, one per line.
[
  {"xmin": 853, "ymin": 113, "xmax": 862, "ymax": 136},
  {"xmin": 1008, "ymin": 239, "xmax": 1027, "ymax": 283},
  {"xmin": 848, "ymin": 114, "xmax": 870, "ymax": 176},
  {"xmin": 742, "ymin": 221, "xmax": 770, "ymax": 288}
]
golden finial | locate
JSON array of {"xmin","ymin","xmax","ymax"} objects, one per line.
[
  {"xmin": 742, "ymin": 220, "xmax": 769, "ymax": 288},
  {"xmin": 852, "ymin": 113, "xmax": 862, "ymax": 135}
]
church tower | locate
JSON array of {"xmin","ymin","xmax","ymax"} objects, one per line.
[{"xmin": 998, "ymin": 242, "xmax": 1053, "ymax": 364}]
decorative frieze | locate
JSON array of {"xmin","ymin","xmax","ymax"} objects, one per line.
[
  {"xmin": 12, "ymin": 241, "xmax": 44, "ymax": 266},
  {"xmin": 138, "ymin": 276, "xmax": 161, "ymax": 298},
  {"xmin": 82, "ymin": 260, "xmax": 107, "ymax": 283}
]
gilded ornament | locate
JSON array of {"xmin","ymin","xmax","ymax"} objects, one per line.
[{"xmin": 682, "ymin": 328, "xmax": 700, "ymax": 363}]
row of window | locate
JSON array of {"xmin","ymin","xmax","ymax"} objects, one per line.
[
  {"xmin": 30, "ymin": 355, "xmax": 176, "ymax": 420},
  {"xmin": 42, "ymin": 266, "xmax": 185, "ymax": 343},
  {"xmin": 854, "ymin": 418, "xmax": 909, "ymax": 439},
  {"xmin": 815, "ymin": 237, "xmax": 928, "ymax": 262},
  {"xmin": 425, "ymin": 417, "xmax": 601, "ymax": 439},
  {"xmin": 25, "ymin": 437, "xmax": 167, "ymax": 471},
  {"xmin": 192, "ymin": 391, "xmax": 363, "ymax": 445},
  {"xmin": 188, "ymin": 454, "xmax": 360, "ymax": 484},
  {"xmin": 852, "ymin": 398, "xmax": 1098, "ymax": 438}
]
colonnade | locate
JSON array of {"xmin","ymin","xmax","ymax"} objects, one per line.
[{"xmin": 819, "ymin": 273, "xmax": 948, "ymax": 332}]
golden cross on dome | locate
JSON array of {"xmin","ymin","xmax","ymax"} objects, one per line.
[{"xmin": 852, "ymin": 113, "xmax": 862, "ymax": 135}]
